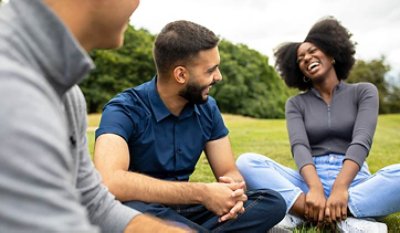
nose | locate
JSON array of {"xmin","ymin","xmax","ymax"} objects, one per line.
[
  {"xmin": 303, "ymin": 53, "xmax": 312, "ymax": 63},
  {"xmin": 214, "ymin": 69, "xmax": 222, "ymax": 82}
]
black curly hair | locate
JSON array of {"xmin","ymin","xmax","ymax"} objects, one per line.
[{"xmin": 274, "ymin": 16, "xmax": 356, "ymax": 91}]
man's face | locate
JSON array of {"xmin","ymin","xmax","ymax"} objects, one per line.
[
  {"xmin": 179, "ymin": 76, "xmax": 216, "ymax": 104},
  {"xmin": 179, "ymin": 47, "xmax": 222, "ymax": 104}
]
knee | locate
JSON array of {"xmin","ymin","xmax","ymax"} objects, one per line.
[
  {"xmin": 378, "ymin": 163, "xmax": 400, "ymax": 178},
  {"xmin": 236, "ymin": 153, "xmax": 273, "ymax": 170},
  {"xmin": 236, "ymin": 153, "xmax": 258, "ymax": 172},
  {"xmin": 248, "ymin": 189, "xmax": 287, "ymax": 220},
  {"xmin": 236, "ymin": 153, "xmax": 268, "ymax": 167}
]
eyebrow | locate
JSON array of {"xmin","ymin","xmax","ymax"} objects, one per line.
[
  {"xmin": 307, "ymin": 46, "xmax": 316, "ymax": 52},
  {"xmin": 298, "ymin": 46, "xmax": 316, "ymax": 57},
  {"xmin": 207, "ymin": 64, "xmax": 219, "ymax": 73}
]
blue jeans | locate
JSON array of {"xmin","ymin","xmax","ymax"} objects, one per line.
[
  {"xmin": 236, "ymin": 153, "xmax": 400, "ymax": 218},
  {"xmin": 124, "ymin": 189, "xmax": 286, "ymax": 233}
]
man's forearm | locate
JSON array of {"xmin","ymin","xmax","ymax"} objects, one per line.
[{"xmin": 107, "ymin": 170, "xmax": 207, "ymax": 205}]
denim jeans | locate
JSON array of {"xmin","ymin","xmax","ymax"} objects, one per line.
[
  {"xmin": 236, "ymin": 153, "xmax": 400, "ymax": 218},
  {"xmin": 124, "ymin": 189, "xmax": 286, "ymax": 233}
]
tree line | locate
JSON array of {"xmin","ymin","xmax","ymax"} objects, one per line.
[{"xmin": 80, "ymin": 25, "xmax": 400, "ymax": 118}]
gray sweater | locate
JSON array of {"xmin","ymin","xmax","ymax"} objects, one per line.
[
  {"xmin": 286, "ymin": 82, "xmax": 379, "ymax": 170},
  {"xmin": 0, "ymin": 0, "xmax": 139, "ymax": 232}
]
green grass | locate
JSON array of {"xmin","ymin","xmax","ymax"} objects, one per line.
[{"xmin": 87, "ymin": 113, "xmax": 400, "ymax": 232}]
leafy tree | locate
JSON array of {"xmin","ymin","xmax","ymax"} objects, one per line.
[
  {"xmin": 212, "ymin": 40, "xmax": 291, "ymax": 118},
  {"xmin": 347, "ymin": 58, "xmax": 391, "ymax": 113},
  {"xmin": 80, "ymin": 25, "xmax": 155, "ymax": 112},
  {"xmin": 384, "ymin": 70, "xmax": 400, "ymax": 113},
  {"xmin": 81, "ymin": 27, "xmax": 292, "ymax": 118},
  {"xmin": 386, "ymin": 85, "xmax": 400, "ymax": 113}
]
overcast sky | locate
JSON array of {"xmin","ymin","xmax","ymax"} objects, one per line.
[{"xmin": 130, "ymin": 0, "xmax": 400, "ymax": 81}]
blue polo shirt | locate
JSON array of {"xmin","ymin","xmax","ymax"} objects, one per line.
[{"xmin": 96, "ymin": 77, "xmax": 229, "ymax": 181}]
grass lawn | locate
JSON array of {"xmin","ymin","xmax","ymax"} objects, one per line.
[{"xmin": 87, "ymin": 113, "xmax": 400, "ymax": 232}]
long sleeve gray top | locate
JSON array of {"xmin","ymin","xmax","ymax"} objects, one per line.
[
  {"xmin": 0, "ymin": 0, "xmax": 140, "ymax": 232},
  {"xmin": 285, "ymin": 81, "xmax": 379, "ymax": 170}
]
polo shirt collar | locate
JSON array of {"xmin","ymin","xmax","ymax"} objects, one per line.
[
  {"xmin": 148, "ymin": 77, "xmax": 170, "ymax": 122},
  {"xmin": 148, "ymin": 76, "xmax": 200, "ymax": 122},
  {"xmin": 180, "ymin": 103, "xmax": 200, "ymax": 120}
]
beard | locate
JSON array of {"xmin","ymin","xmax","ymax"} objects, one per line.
[{"xmin": 179, "ymin": 80, "xmax": 214, "ymax": 105}]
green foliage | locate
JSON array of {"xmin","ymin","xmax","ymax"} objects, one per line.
[
  {"xmin": 81, "ymin": 27, "xmax": 399, "ymax": 117},
  {"xmin": 81, "ymin": 27, "xmax": 291, "ymax": 118},
  {"xmin": 385, "ymin": 85, "xmax": 400, "ymax": 113},
  {"xmin": 347, "ymin": 57, "xmax": 399, "ymax": 114},
  {"xmin": 212, "ymin": 40, "xmax": 291, "ymax": 118},
  {"xmin": 80, "ymin": 26, "xmax": 155, "ymax": 112}
]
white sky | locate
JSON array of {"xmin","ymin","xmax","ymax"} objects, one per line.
[{"xmin": 130, "ymin": 0, "xmax": 400, "ymax": 81}]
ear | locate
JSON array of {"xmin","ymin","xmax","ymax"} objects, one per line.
[{"xmin": 173, "ymin": 65, "xmax": 188, "ymax": 84}]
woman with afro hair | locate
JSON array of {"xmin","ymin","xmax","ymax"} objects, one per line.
[{"xmin": 236, "ymin": 16, "xmax": 400, "ymax": 232}]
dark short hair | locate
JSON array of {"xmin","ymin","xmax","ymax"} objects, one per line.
[
  {"xmin": 153, "ymin": 20, "xmax": 219, "ymax": 75},
  {"xmin": 274, "ymin": 16, "xmax": 356, "ymax": 91}
]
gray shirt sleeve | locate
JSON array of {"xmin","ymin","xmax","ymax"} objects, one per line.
[
  {"xmin": 0, "ymin": 67, "xmax": 98, "ymax": 232},
  {"xmin": 66, "ymin": 86, "xmax": 141, "ymax": 233},
  {"xmin": 344, "ymin": 83, "xmax": 379, "ymax": 167},
  {"xmin": 285, "ymin": 97, "xmax": 314, "ymax": 170}
]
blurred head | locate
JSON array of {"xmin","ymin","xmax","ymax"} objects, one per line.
[
  {"xmin": 44, "ymin": 0, "xmax": 140, "ymax": 50},
  {"xmin": 154, "ymin": 20, "xmax": 221, "ymax": 104},
  {"xmin": 89, "ymin": 0, "xmax": 140, "ymax": 49},
  {"xmin": 274, "ymin": 16, "xmax": 356, "ymax": 91}
]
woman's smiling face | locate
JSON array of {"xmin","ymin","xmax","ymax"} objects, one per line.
[{"xmin": 297, "ymin": 42, "xmax": 335, "ymax": 81}]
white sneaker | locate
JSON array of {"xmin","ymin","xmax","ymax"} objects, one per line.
[
  {"xmin": 337, "ymin": 217, "xmax": 388, "ymax": 233},
  {"xmin": 268, "ymin": 214, "xmax": 305, "ymax": 233}
]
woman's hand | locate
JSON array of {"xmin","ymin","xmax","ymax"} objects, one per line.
[
  {"xmin": 300, "ymin": 164, "xmax": 327, "ymax": 224},
  {"xmin": 305, "ymin": 187, "xmax": 327, "ymax": 223},
  {"xmin": 325, "ymin": 159, "xmax": 359, "ymax": 223},
  {"xmin": 325, "ymin": 184, "xmax": 349, "ymax": 223}
]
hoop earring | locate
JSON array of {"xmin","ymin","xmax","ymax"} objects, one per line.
[{"xmin": 303, "ymin": 76, "xmax": 310, "ymax": 83}]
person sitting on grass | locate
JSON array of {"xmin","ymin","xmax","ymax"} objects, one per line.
[
  {"xmin": 94, "ymin": 20, "xmax": 286, "ymax": 233},
  {"xmin": 236, "ymin": 16, "xmax": 400, "ymax": 233}
]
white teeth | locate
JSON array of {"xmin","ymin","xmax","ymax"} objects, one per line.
[{"xmin": 308, "ymin": 62, "xmax": 319, "ymax": 71}]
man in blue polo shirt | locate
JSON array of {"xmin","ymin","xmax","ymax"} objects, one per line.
[{"xmin": 94, "ymin": 20, "xmax": 286, "ymax": 232}]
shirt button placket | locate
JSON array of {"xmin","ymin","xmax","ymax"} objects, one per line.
[{"xmin": 174, "ymin": 119, "xmax": 179, "ymax": 170}]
